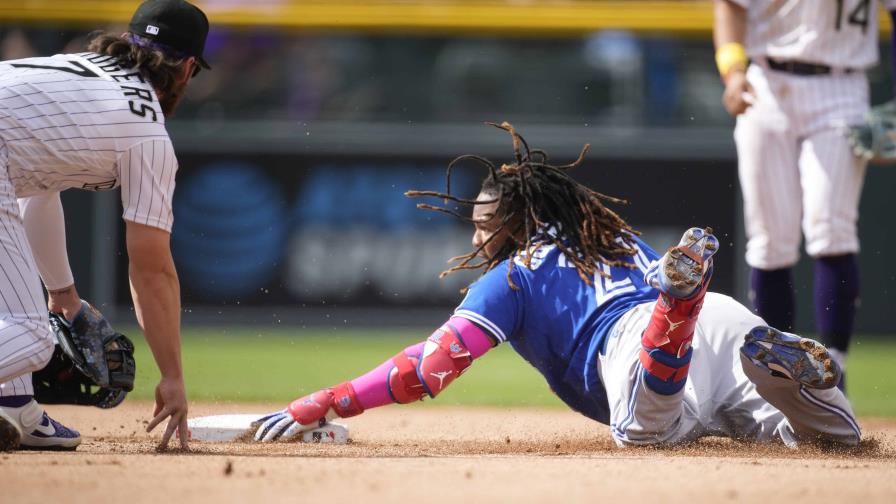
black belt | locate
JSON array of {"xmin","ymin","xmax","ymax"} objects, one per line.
[{"xmin": 764, "ymin": 57, "xmax": 856, "ymax": 76}]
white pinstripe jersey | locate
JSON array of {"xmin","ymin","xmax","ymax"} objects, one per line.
[
  {"xmin": 731, "ymin": 0, "xmax": 896, "ymax": 69},
  {"xmin": 0, "ymin": 52, "xmax": 177, "ymax": 232}
]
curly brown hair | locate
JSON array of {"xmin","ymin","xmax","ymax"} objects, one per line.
[
  {"xmin": 407, "ymin": 122, "xmax": 640, "ymax": 289},
  {"xmin": 86, "ymin": 32, "xmax": 190, "ymax": 98}
]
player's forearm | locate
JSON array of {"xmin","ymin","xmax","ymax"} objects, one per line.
[
  {"xmin": 713, "ymin": 0, "xmax": 747, "ymax": 48},
  {"xmin": 125, "ymin": 221, "xmax": 183, "ymax": 380},
  {"xmin": 713, "ymin": 0, "xmax": 749, "ymax": 90},
  {"xmin": 319, "ymin": 317, "xmax": 496, "ymax": 414},
  {"xmin": 129, "ymin": 263, "xmax": 183, "ymax": 379}
]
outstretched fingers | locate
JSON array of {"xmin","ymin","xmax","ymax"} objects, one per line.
[
  {"xmin": 160, "ymin": 410, "xmax": 179, "ymax": 449},
  {"xmin": 146, "ymin": 406, "xmax": 189, "ymax": 451},
  {"xmin": 146, "ymin": 404, "xmax": 169, "ymax": 433}
]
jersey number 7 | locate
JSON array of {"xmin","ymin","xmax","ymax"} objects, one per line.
[{"xmin": 10, "ymin": 61, "xmax": 99, "ymax": 78}]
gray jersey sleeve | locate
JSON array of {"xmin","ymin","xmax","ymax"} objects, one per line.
[{"xmin": 117, "ymin": 138, "xmax": 178, "ymax": 232}]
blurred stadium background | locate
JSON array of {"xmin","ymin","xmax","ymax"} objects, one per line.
[{"xmin": 2, "ymin": 1, "xmax": 893, "ymax": 415}]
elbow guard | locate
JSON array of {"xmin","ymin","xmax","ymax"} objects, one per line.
[{"xmin": 388, "ymin": 324, "xmax": 473, "ymax": 403}]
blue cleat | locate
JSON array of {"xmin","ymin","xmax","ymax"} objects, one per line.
[
  {"xmin": 645, "ymin": 227, "xmax": 719, "ymax": 299},
  {"xmin": 741, "ymin": 326, "xmax": 841, "ymax": 390}
]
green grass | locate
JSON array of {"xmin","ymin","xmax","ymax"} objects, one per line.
[
  {"xmin": 126, "ymin": 328, "xmax": 896, "ymax": 417},
  {"xmin": 128, "ymin": 327, "xmax": 563, "ymax": 408},
  {"xmin": 844, "ymin": 337, "xmax": 896, "ymax": 417}
]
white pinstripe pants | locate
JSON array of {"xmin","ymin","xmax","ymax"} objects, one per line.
[
  {"xmin": 601, "ymin": 293, "xmax": 860, "ymax": 447},
  {"xmin": 0, "ymin": 139, "xmax": 54, "ymax": 397},
  {"xmin": 735, "ymin": 63, "xmax": 869, "ymax": 269}
]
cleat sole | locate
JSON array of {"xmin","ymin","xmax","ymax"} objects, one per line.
[
  {"xmin": 742, "ymin": 326, "xmax": 841, "ymax": 390},
  {"xmin": 0, "ymin": 414, "xmax": 21, "ymax": 452}
]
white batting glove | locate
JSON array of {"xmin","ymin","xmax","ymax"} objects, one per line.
[{"xmin": 253, "ymin": 409, "xmax": 319, "ymax": 442}]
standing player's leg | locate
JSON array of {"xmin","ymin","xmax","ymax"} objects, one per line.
[
  {"xmin": 735, "ymin": 65, "xmax": 802, "ymax": 331},
  {"xmin": 0, "ymin": 141, "xmax": 79, "ymax": 451},
  {"xmin": 799, "ymin": 126, "xmax": 867, "ymax": 386}
]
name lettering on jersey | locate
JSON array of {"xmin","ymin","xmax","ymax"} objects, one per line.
[
  {"xmin": 513, "ymin": 243, "xmax": 555, "ymax": 270},
  {"xmin": 558, "ymin": 248, "xmax": 638, "ymax": 305},
  {"xmin": 83, "ymin": 53, "xmax": 158, "ymax": 122}
]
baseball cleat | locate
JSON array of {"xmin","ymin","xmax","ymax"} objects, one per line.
[
  {"xmin": 646, "ymin": 227, "xmax": 719, "ymax": 299},
  {"xmin": 0, "ymin": 409, "xmax": 21, "ymax": 452},
  {"xmin": 741, "ymin": 326, "xmax": 841, "ymax": 389},
  {"xmin": 0, "ymin": 399, "xmax": 81, "ymax": 451}
]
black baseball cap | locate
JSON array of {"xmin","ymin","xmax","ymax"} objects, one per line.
[{"xmin": 129, "ymin": 0, "xmax": 211, "ymax": 70}]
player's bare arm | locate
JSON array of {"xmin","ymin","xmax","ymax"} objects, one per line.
[
  {"xmin": 126, "ymin": 221, "xmax": 188, "ymax": 450},
  {"xmin": 713, "ymin": 0, "xmax": 753, "ymax": 116},
  {"xmin": 0, "ymin": 0, "xmax": 209, "ymax": 453}
]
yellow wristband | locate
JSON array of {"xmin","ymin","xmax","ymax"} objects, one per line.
[{"xmin": 715, "ymin": 42, "xmax": 748, "ymax": 78}]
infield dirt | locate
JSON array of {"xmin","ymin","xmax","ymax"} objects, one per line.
[{"xmin": 2, "ymin": 401, "xmax": 894, "ymax": 503}]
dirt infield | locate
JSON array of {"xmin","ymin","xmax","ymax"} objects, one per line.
[{"xmin": 2, "ymin": 402, "xmax": 895, "ymax": 503}]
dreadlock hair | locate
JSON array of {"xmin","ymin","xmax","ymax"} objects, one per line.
[{"xmin": 406, "ymin": 122, "xmax": 640, "ymax": 290}]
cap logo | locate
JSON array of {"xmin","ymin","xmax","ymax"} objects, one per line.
[{"xmin": 145, "ymin": 25, "xmax": 160, "ymax": 35}]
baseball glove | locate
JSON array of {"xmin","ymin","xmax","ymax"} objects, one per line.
[
  {"xmin": 32, "ymin": 302, "xmax": 136, "ymax": 409},
  {"xmin": 847, "ymin": 100, "xmax": 896, "ymax": 164}
]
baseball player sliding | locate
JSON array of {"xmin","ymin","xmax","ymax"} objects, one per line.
[
  {"xmin": 0, "ymin": 0, "xmax": 210, "ymax": 452},
  {"xmin": 714, "ymin": 0, "xmax": 896, "ymax": 389},
  {"xmin": 253, "ymin": 123, "xmax": 860, "ymax": 449}
]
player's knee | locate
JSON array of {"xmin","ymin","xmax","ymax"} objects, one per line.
[
  {"xmin": 746, "ymin": 236, "xmax": 800, "ymax": 270},
  {"xmin": 32, "ymin": 337, "xmax": 56, "ymax": 371},
  {"xmin": 804, "ymin": 225, "xmax": 859, "ymax": 258},
  {"xmin": 2, "ymin": 318, "xmax": 56, "ymax": 373},
  {"xmin": 30, "ymin": 322, "xmax": 56, "ymax": 371}
]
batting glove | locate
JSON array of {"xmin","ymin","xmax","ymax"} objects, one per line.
[{"xmin": 253, "ymin": 382, "xmax": 363, "ymax": 442}]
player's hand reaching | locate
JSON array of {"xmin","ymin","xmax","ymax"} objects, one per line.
[
  {"xmin": 254, "ymin": 389, "xmax": 335, "ymax": 442},
  {"xmin": 146, "ymin": 376, "xmax": 189, "ymax": 451},
  {"xmin": 722, "ymin": 69, "xmax": 755, "ymax": 116},
  {"xmin": 254, "ymin": 383, "xmax": 364, "ymax": 442}
]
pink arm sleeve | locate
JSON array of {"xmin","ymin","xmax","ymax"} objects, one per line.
[{"xmin": 350, "ymin": 317, "xmax": 496, "ymax": 410}]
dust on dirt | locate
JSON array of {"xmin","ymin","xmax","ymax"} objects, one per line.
[{"xmin": 2, "ymin": 402, "xmax": 894, "ymax": 504}]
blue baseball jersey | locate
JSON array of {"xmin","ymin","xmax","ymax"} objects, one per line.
[{"xmin": 453, "ymin": 236, "xmax": 660, "ymax": 424}]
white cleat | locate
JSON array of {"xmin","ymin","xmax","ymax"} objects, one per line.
[{"xmin": 0, "ymin": 399, "xmax": 81, "ymax": 451}]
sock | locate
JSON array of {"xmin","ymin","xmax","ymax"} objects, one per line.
[
  {"xmin": 0, "ymin": 395, "xmax": 32, "ymax": 408},
  {"xmin": 640, "ymin": 278, "xmax": 710, "ymax": 396},
  {"xmin": 750, "ymin": 267, "xmax": 796, "ymax": 331},
  {"xmin": 814, "ymin": 254, "xmax": 859, "ymax": 352}
]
